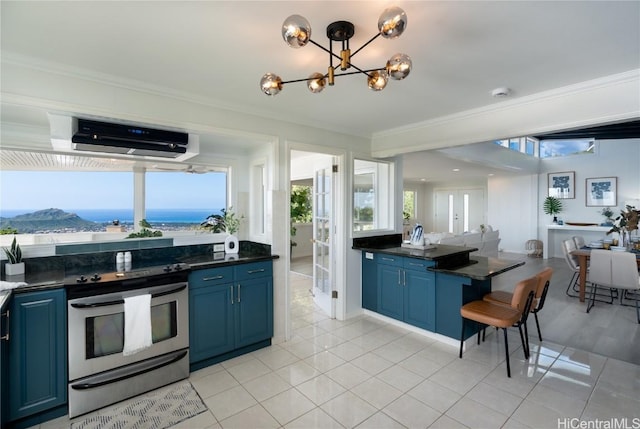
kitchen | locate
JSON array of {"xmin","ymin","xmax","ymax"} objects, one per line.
[{"xmin": 1, "ymin": 1, "xmax": 640, "ymax": 427}]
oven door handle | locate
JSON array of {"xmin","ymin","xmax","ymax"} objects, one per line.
[
  {"xmin": 70, "ymin": 349, "xmax": 188, "ymax": 390},
  {"xmin": 70, "ymin": 284, "xmax": 187, "ymax": 309}
]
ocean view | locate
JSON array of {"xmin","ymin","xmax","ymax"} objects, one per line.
[{"xmin": 0, "ymin": 208, "xmax": 221, "ymax": 224}]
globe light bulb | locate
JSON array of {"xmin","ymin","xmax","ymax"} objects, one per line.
[
  {"xmin": 367, "ymin": 70, "xmax": 389, "ymax": 91},
  {"xmin": 386, "ymin": 53, "xmax": 412, "ymax": 80},
  {"xmin": 260, "ymin": 73, "xmax": 283, "ymax": 96},
  {"xmin": 378, "ymin": 6, "xmax": 407, "ymax": 39},
  {"xmin": 307, "ymin": 72, "xmax": 326, "ymax": 93},
  {"xmin": 282, "ymin": 15, "xmax": 311, "ymax": 48}
]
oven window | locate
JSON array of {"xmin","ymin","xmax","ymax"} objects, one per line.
[{"xmin": 85, "ymin": 302, "xmax": 178, "ymax": 359}]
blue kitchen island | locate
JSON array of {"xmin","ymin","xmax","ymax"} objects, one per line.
[{"xmin": 354, "ymin": 234, "xmax": 524, "ymax": 342}]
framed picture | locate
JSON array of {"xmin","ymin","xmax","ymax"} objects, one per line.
[
  {"xmin": 548, "ymin": 171, "xmax": 575, "ymax": 199},
  {"xmin": 586, "ymin": 177, "xmax": 617, "ymax": 207}
]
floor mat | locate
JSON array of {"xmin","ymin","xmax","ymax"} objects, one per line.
[{"xmin": 71, "ymin": 381, "xmax": 208, "ymax": 429}]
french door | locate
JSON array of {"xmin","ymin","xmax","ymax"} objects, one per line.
[
  {"xmin": 312, "ymin": 161, "xmax": 335, "ymax": 318},
  {"xmin": 434, "ymin": 188, "xmax": 485, "ymax": 234}
]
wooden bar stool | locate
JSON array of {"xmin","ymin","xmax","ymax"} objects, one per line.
[{"xmin": 459, "ymin": 276, "xmax": 537, "ymax": 377}]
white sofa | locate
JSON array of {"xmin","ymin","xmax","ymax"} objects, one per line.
[{"xmin": 426, "ymin": 229, "xmax": 500, "ymax": 257}]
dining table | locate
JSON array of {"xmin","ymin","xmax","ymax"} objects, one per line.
[{"xmin": 570, "ymin": 248, "xmax": 640, "ymax": 302}]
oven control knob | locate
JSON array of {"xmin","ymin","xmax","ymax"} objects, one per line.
[
  {"xmin": 174, "ymin": 264, "xmax": 183, "ymax": 271},
  {"xmin": 91, "ymin": 274, "xmax": 102, "ymax": 282},
  {"xmin": 163, "ymin": 265, "xmax": 173, "ymax": 272},
  {"xmin": 77, "ymin": 275, "xmax": 88, "ymax": 283}
]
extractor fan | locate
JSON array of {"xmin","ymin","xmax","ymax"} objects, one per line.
[{"xmin": 151, "ymin": 164, "xmax": 214, "ymax": 174}]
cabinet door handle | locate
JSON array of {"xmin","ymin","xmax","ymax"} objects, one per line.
[
  {"xmin": 1, "ymin": 310, "xmax": 9, "ymax": 341},
  {"xmin": 403, "ymin": 270, "xmax": 406, "ymax": 286},
  {"xmin": 237, "ymin": 284, "xmax": 241, "ymax": 303},
  {"xmin": 398, "ymin": 269, "xmax": 401, "ymax": 285},
  {"xmin": 408, "ymin": 262, "xmax": 422, "ymax": 267},
  {"xmin": 382, "ymin": 257, "xmax": 395, "ymax": 262},
  {"xmin": 203, "ymin": 275, "xmax": 224, "ymax": 281},
  {"xmin": 247, "ymin": 269, "xmax": 265, "ymax": 274},
  {"xmin": 230, "ymin": 286, "xmax": 234, "ymax": 305}
]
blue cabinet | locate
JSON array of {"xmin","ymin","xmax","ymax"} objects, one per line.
[
  {"xmin": 8, "ymin": 289, "xmax": 67, "ymax": 423},
  {"xmin": 189, "ymin": 261, "xmax": 273, "ymax": 368},
  {"xmin": 361, "ymin": 252, "xmax": 378, "ymax": 311},
  {"xmin": 1, "ymin": 302, "xmax": 8, "ymax": 427},
  {"xmin": 375, "ymin": 254, "xmax": 435, "ymax": 331}
]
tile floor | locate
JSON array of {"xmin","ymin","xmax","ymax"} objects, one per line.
[{"xmin": 36, "ymin": 254, "xmax": 640, "ymax": 429}]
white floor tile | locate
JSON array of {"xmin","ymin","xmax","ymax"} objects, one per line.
[
  {"xmin": 303, "ymin": 350, "xmax": 346, "ymax": 373},
  {"xmin": 376, "ymin": 364, "xmax": 425, "ymax": 392},
  {"xmin": 407, "ymin": 379, "xmax": 462, "ymax": 413},
  {"xmin": 203, "ymin": 385, "xmax": 258, "ymax": 422},
  {"xmin": 192, "ymin": 369, "xmax": 240, "ymax": 399},
  {"xmin": 284, "ymin": 407, "xmax": 344, "ymax": 429},
  {"xmin": 326, "ymin": 362, "xmax": 371, "ymax": 389},
  {"xmin": 296, "ymin": 374, "xmax": 347, "ymax": 405},
  {"xmin": 260, "ymin": 388, "xmax": 316, "ymax": 426},
  {"xmin": 321, "ymin": 391, "xmax": 378, "ymax": 429},
  {"xmin": 275, "ymin": 360, "xmax": 321, "ymax": 386},
  {"xmin": 225, "ymin": 358, "xmax": 272, "ymax": 384},
  {"xmin": 218, "ymin": 404, "xmax": 280, "ymax": 429},
  {"xmin": 356, "ymin": 411, "xmax": 407, "ymax": 429},
  {"xmin": 382, "ymin": 394, "xmax": 441, "ymax": 429},
  {"xmin": 242, "ymin": 371, "xmax": 292, "ymax": 402},
  {"xmin": 445, "ymin": 397, "xmax": 509, "ymax": 429},
  {"xmin": 350, "ymin": 351, "xmax": 394, "ymax": 376},
  {"xmin": 351, "ymin": 377, "xmax": 404, "ymax": 409}
]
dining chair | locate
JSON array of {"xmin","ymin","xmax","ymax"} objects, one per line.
[
  {"xmin": 586, "ymin": 249, "xmax": 613, "ymax": 314},
  {"xmin": 483, "ymin": 267, "xmax": 553, "ymax": 341},
  {"xmin": 561, "ymin": 239, "xmax": 614, "ymax": 303},
  {"xmin": 459, "ymin": 276, "xmax": 537, "ymax": 377},
  {"xmin": 572, "ymin": 235, "xmax": 586, "ymax": 249},
  {"xmin": 611, "ymin": 251, "xmax": 640, "ymax": 323}
]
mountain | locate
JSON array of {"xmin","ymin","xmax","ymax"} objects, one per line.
[{"xmin": 0, "ymin": 208, "xmax": 102, "ymax": 233}]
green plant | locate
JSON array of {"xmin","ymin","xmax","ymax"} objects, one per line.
[
  {"xmin": 290, "ymin": 186, "xmax": 312, "ymax": 248},
  {"xmin": 3, "ymin": 236, "xmax": 23, "ymax": 264},
  {"xmin": 0, "ymin": 227, "xmax": 18, "ymax": 235},
  {"xmin": 201, "ymin": 207, "xmax": 243, "ymax": 234},
  {"xmin": 126, "ymin": 219, "xmax": 163, "ymax": 238},
  {"xmin": 600, "ymin": 207, "xmax": 615, "ymax": 224},
  {"xmin": 543, "ymin": 196, "xmax": 563, "ymax": 216}
]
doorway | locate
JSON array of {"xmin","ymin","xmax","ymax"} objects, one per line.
[
  {"xmin": 434, "ymin": 188, "xmax": 485, "ymax": 234},
  {"xmin": 289, "ymin": 150, "xmax": 337, "ymax": 320}
]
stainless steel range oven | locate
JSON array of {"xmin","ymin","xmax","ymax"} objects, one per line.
[{"xmin": 65, "ymin": 264, "xmax": 190, "ymax": 418}]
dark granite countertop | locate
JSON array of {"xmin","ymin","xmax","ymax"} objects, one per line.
[
  {"xmin": 1, "ymin": 252, "xmax": 279, "ymax": 301},
  {"xmin": 354, "ymin": 244, "xmax": 477, "ymax": 262},
  {"xmin": 430, "ymin": 256, "xmax": 525, "ymax": 281}
]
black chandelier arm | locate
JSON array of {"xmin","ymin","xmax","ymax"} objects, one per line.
[
  {"xmin": 350, "ymin": 32, "xmax": 382, "ymax": 58},
  {"xmin": 308, "ymin": 39, "xmax": 343, "ymax": 63},
  {"xmin": 332, "ymin": 61, "xmax": 376, "ymax": 78},
  {"xmin": 280, "ymin": 67, "xmax": 383, "ymax": 85}
]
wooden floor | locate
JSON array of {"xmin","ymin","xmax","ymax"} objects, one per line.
[{"xmin": 291, "ymin": 252, "xmax": 640, "ymax": 365}]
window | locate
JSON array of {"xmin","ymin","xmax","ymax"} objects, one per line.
[
  {"xmin": 403, "ymin": 190, "xmax": 416, "ymax": 221},
  {"xmin": 0, "ymin": 170, "xmax": 227, "ymax": 235},
  {"xmin": 353, "ymin": 159, "xmax": 393, "ymax": 232},
  {"xmin": 146, "ymin": 171, "xmax": 227, "ymax": 231},
  {"xmin": 539, "ymin": 139, "xmax": 595, "ymax": 158}
]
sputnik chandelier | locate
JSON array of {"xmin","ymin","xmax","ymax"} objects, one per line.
[{"xmin": 260, "ymin": 6, "xmax": 411, "ymax": 96}]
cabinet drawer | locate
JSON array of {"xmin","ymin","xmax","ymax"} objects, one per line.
[
  {"xmin": 404, "ymin": 258, "xmax": 434, "ymax": 271},
  {"xmin": 376, "ymin": 254, "xmax": 403, "ymax": 267},
  {"xmin": 189, "ymin": 267, "xmax": 234, "ymax": 289},
  {"xmin": 234, "ymin": 261, "xmax": 272, "ymax": 281}
]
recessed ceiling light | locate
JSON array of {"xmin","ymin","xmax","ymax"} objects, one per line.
[
  {"xmin": 491, "ymin": 87, "xmax": 511, "ymax": 98},
  {"xmin": 488, "ymin": 173, "xmax": 494, "ymax": 176},
  {"xmin": 452, "ymin": 168, "xmax": 460, "ymax": 172},
  {"xmin": 420, "ymin": 178, "xmax": 426, "ymax": 182}
]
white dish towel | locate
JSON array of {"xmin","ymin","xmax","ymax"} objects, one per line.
[{"xmin": 123, "ymin": 294, "xmax": 152, "ymax": 356}]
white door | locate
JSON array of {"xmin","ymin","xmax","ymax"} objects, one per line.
[
  {"xmin": 435, "ymin": 188, "xmax": 485, "ymax": 234},
  {"xmin": 312, "ymin": 161, "xmax": 335, "ymax": 318}
]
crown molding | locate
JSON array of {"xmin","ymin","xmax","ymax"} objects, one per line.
[{"xmin": 372, "ymin": 69, "xmax": 640, "ymax": 140}]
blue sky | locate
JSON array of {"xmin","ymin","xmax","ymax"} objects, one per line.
[{"xmin": 0, "ymin": 171, "xmax": 227, "ymax": 211}]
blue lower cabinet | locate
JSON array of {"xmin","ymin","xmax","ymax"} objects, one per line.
[
  {"xmin": 361, "ymin": 253, "xmax": 378, "ymax": 311},
  {"xmin": 189, "ymin": 283, "xmax": 235, "ymax": 362},
  {"xmin": 377, "ymin": 264, "xmax": 404, "ymax": 320},
  {"xmin": 235, "ymin": 277, "xmax": 273, "ymax": 349},
  {"xmin": 405, "ymin": 269, "xmax": 435, "ymax": 331},
  {"xmin": 376, "ymin": 255, "xmax": 436, "ymax": 331},
  {"xmin": 8, "ymin": 289, "xmax": 67, "ymax": 423},
  {"xmin": 189, "ymin": 261, "xmax": 273, "ymax": 367}
]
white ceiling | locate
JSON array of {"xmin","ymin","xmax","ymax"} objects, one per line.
[{"xmin": 1, "ymin": 1, "xmax": 639, "ymax": 180}]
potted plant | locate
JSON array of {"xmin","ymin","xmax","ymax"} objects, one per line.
[
  {"xmin": 599, "ymin": 207, "xmax": 615, "ymax": 226},
  {"xmin": 543, "ymin": 196, "xmax": 563, "ymax": 224},
  {"xmin": 202, "ymin": 207, "xmax": 244, "ymax": 253},
  {"xmin": 3, "ymin": 236, "xmax": 25, "ymax": 276}
]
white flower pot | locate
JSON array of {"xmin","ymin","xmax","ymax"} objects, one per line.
[
  {"xmin": 224, "ymin": 235, "xmax": 239, "ymax": 254},
  {"xmin": 5, "ymin": 262, "xmax": 25, "ymax": 276}
]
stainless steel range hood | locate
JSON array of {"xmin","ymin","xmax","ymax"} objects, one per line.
[{"xmin": 49, "ymin": 114, "xmax": 199, "ymax": 161}]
